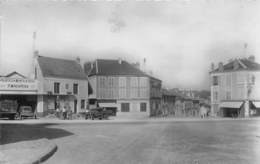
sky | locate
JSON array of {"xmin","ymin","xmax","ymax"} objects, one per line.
[{"xmin": 0, "ymin": 0, "xmax": 260, "ymax": 90}]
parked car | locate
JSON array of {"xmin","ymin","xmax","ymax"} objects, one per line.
[
  {"xmin": 85, "ymin": 107, "xmax": 112, "ymax": 120},
  {"xmin": 17, "ymin": 106, "xmax": 37, "ymax": 119},
  {"xmin": 0, "ymin": 100, "xmax": 18, "ymax": 120}
]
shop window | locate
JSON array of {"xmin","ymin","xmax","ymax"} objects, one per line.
[
  {"xmin": 121, "ymin": 103, "xmax": 130, "ymax": 112},
  {"xmin": 73, "ymin": 83, "xmax": 78, "ymax": 94},
  {"xmin": 140, "ymin": 102, "xmax": 147, "ymax": 112},
  {"xmin": 81, "ymin": 99, "xmax": 85, "ymax": 109},
  {"xmin": 226, "ymin": 91, "xmax": 231, "ymax": 100},
  {"xmin": 54, "ymin": 82, "xmax": 60, "ymax": 94}
]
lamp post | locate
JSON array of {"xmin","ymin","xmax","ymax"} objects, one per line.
[{"xmin": 245, "ymin": 74, "xmax": 254, "ymax": 117}]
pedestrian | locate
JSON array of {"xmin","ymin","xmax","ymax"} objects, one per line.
[
  {"xmin": 62, "ymin": 106, "xmax": 67, "ymax": 120},
  {"xmin": 67, "ymin": 107, "xmax": 72, "ymax": 120}
]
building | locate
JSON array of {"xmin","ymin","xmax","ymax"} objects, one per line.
[
  {"xmin": 34, "ymin": 55, "xmax": 88, "ymax": 116},
  {"xmin": 160, "ymin": 89, "xmax": 177, "ymax": 116},
  {"xmin": 84, "ymin": 59, "xmax": 161, "ymax": 118},
  {"xmin": 0, "ymin": 71, "xmax": 39, "ymax": 119},
  {"xmin": 210, "ymin": 56, "xmax": 260, "ymax": 117},
  {"xmin": 149, "ymin": 76, "xmax": 162, "ymax": 116}
]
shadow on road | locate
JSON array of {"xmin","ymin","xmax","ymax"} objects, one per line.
[{"xmin": 0, "ymin": 123, "xmax": 74, "ymax": 145}]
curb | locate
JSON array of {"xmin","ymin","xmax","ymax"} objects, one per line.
[{"xmin": 30, "ymin": 142, "xmax": 58, "ymax": 164}]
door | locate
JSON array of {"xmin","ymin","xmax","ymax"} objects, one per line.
[{"xmin": 74, "ymin": 100, "xmax": 77, "ymax": 113}]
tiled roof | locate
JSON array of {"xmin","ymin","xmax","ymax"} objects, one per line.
[
  {"xmin": 211, "ymin": 58, "xmax": 260, "ymax": 73},
  {"xmin": 37, "ymin": 56, "xmax": 87, "ymax": 80},
  {"xmin": 88, "ymin": 59, "xmax": 148, "ymax": 77}
]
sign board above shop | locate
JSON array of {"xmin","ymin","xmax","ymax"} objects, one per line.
[{"xmin": 0, "ymin": 77, "xmax": 38, "ymax": 92}]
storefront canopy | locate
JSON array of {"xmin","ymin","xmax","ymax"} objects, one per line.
[
  {"xmin": 98, "ymin": 103, "xmax": 117, "ymax": 108},
  {"xmin": 252, "ymin": 101, "xmax": 260, "ymax": 108},
  {"xmin": 219, "ymin": 101, "xmax": 244, "ymax": 108}
]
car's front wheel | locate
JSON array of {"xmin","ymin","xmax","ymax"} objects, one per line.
[{"xmin": 14, "ymin": 113, "xmax": 21, "ymax": 120}]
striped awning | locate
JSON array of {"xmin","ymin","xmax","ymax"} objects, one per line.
[
  {"xmin": 219, "ymin": 101, "xmax": 244, "ymax": 108},
  {"xmin": 252, "ymin": 101, "xmax": 260, "ymax": 108}
]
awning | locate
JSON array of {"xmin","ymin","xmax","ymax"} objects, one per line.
[
  {"xmin": 98, "ymin": 103, "xmax": 117, "ymax": 108},
  {"xmin": 252, "ymin": 101, "xmax": 260, "ymax": 108},
  {"xmin": 219, "ymin": 101, "xmax": 244, "ymax": 108}
]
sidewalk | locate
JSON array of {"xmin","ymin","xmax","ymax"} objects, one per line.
[
  {"xmin": 0, "ymin": 139, "xmax": 57, "ymax": 164},
  {"xmin": 1, "ymin": 116, "xmax": 260, "ymax": 125}
]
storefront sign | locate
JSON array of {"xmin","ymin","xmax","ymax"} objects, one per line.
[{"xmin": 0, "ymin": 78, "xmax": 38, "ymax": 91}]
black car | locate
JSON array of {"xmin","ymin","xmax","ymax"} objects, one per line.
[
  {"xmin": 85, "ymin": 107, "xmax": 112, "ymax": 120},
  {"xmin": 16, "ymin": 106, "xmax": 37, "ymax": 120}
]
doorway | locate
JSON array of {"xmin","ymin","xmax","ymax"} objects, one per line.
[{"xmin": 74, "ymin": 100, "xmax": 77, "ymax": 113}]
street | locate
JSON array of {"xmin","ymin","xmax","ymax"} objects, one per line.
[{"xmin": 1, "ymin": 119, "xmax": 260, "ymax": 164}]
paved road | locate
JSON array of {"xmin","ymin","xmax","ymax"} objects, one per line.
[{"xmin": 2, "ymin": 119, "xmax": 260, "ymax": 164}]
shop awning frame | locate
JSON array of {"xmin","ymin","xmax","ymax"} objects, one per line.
[
  {"xmin": 252, "ymin": 101, "xmax": 260, "ymax": 108},
  {"xmin": 219, "ymin": 101, "xmax": 244, "ymax": 108}
]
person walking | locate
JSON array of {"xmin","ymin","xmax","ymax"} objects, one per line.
[{"xmin": 62, "ymin": 106, "xmax": 67, "ymax": 120}]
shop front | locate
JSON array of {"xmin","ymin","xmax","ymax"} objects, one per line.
[{"xmin": 0, "ymin": 72, "xmax": 38, "ymax": 119}]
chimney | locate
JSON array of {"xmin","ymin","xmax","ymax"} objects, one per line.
[
  {"xmin": 218, "ymin": 62, "xmax": 224, "ymax": 72},
  {"xmin": 233, "ymin": 59, "xmax": 239, "ymax": 70},
  {"xmin": 34, "ymin": 50, "xmax": 39, "ymax": 58},
  {"xmin": 76, "ymin": 56, "xmax": 80, "ymax": 64},
  {"xmin": 118, "ymin": 58, "xmax": 122, "ymax": 64},
  {"xmin": 132, "ymin": 62, "xmax": 140, "ymax": 69},
  {"xmin": 211, "ymin": 63, "xmax": 215, "ymax": 71},
  {"xmin": 248, "ymin": 55, "xmax": 255, "ymax": 62}
]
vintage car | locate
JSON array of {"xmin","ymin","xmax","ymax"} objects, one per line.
[
  {"xmin": 0, "ymin": 100, "xmax": 18, "ymax": 120},
  {"xmin": 85, "ymin": 107, "xmax": 112, "ymax": 120},
  {"xmin": 17, "ymin": 106, "xmax": 37, "ymax": 119}
]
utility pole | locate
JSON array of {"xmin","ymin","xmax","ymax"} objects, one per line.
[
  {"xmin": 33, "ymin": 31, "xmax": 37, "ymax": 54},
  {"xmin": 0, "ymin": 16, "xmax": 3, "ymax": 74}
]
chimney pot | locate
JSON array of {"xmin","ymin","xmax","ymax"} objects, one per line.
[
  {"xmin": 34, "ymin": 50, "xmax": 39, "ymax": 58},
  {"xmin": 233, "ymin": 59, "xmax": 239, "ymax": 70},
  {"xmin": 218, "ymin": 62, "xmax": 224, "ymax": 71},
  {"xmin": 248, "ymin": 55, "xmax": 255, "ymax": 62},
  {"xmin": 211, "ymin": 63, "xmax": 215, "ymax": 71},
  {"xmin": 118, "ymin": 58, "xmax": 122, "ymax": 64},
  {"xmin": 76, "ymin": 57, "xmax": 80, "ymax": 64}
]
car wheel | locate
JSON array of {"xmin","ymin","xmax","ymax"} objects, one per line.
[{"xmin": 15, "ymin": 113, "xmax": 21, "ymax": 120}]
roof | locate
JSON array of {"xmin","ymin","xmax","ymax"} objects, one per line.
[
  {"xmin": 37, "ymin": 56, "xmax": 87, "ymax": 80},
  {"xmin": 5, "ymin": 71, "xmax": 26, "ymax": 78},
  {"xmin": 211, "ymin": 58, "xmax": 260, "ymax": 73},
  {"xmin": 88, "ymin": 59, "xmax": 148, "ymax": 77}
]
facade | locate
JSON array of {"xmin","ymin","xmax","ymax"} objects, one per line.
[
  {"xmin": 160, "ymin": 89, "xmax": 177, "ymax": 116},
  {"xmin": 149, "ymin": 77, "xmax": 162, "ymax": 116},
  {"xmin": 0, "ymin": 72, "xmax": 39, "ymax": 118},
  {"xmin": 210, "ymin": 56, "xmax": 260, "ymax": 117},
  {"xmin": 85, "ymin": 59, "xmax": 161, "ymax": 118},
  {"xmin": 34, "ymin": 55, "xmax": 88, "ymax": 116}
]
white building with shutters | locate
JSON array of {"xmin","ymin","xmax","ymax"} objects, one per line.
[{"xmin": 210, "ymin": 56, "xmax": 260, "ymax": 117}]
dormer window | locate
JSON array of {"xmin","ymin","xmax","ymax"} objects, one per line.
[{"xmin": 213, "ymin": 76, "xmax": 219, "ymax": 86}]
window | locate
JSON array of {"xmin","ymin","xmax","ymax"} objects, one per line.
[
  {"xmin": 226, "ymin": 91, "xmax": 231, "ymax": 100},
  {"xmin": 140, "ymin": 103, "xmax": 147, "ymax": 112},
  {"xmin": 81, "ymin": 99, "xmax": 85, "ymax": 109},
  {"xmin": 65, "ymin": 84, "xmax": 69, "ymax": 90},
  {"xmin": 121, "ymin": 103, "xmax": 130, "ymax": 112},
  {"xmin": 213, "ymin": 76, "xmax": 219, "ymax": 86},
  {"xmin": 54, "ymin": 82, "xmax": 60, "ymax": 94},
  {"xmin": 73, "ymin": 83, "xmax": 78, "ymax": 94},
  {"xmin": 213, "ymin": 91, "xmax": 218, "ymax": 101}
]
